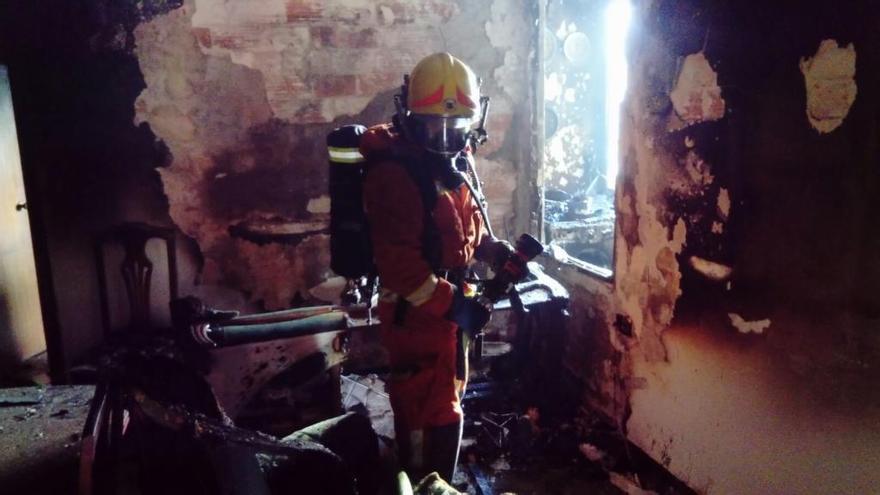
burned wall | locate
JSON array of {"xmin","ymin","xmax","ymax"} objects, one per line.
[
  {"xmin": 0, "ymin": 0, "xmax": 189, "ymax": 373},
  {"xmin": 552, "ymin": 0, "xmax": 880, "ymax": 492},
  {"xmin": 0, "ymin": 0, "xmax": 536, "ymax": 370},
  {"xmin": 133, "ymin": 0, "xmax": 536, "ymax": 312}
]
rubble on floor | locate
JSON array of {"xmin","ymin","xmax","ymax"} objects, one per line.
[
  {"xmin": 342, "ymin": 373, "xmax": 394, "ymax": 442},
  {"xmin": 339, "ymin": 366, "xmax": 689, "ymax": 495},
  {"xmin": 450, "ymin": 407, "xmax": 686, "ymax": 495},
  {"xmin": 0, "ymin": 385, "xmax": 93, "ymax": 491}
]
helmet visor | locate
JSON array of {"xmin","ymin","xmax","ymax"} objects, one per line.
[{"xmin": 409, "ymin": 114, "xmax": 474, "ymax": 155}]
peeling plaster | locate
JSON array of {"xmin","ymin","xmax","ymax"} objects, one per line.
[
  {"xmin": 560, "ymin": 7, "xmax": 726, "ymax": 423},
  {"xmin": 800, "ymin": 39, "xmax": 857, "ymax": 134},
  {"xmin": 485, "ymin": 0, "xmax": 530, "ymax": 101},
  {"xmin": 716, "ymin": 187, "xmax": 731, "ymax": 220},
  {"xmin": 133, "ymin": 0, "xmax": 525, "ymax": 309},
  {"xmin": 605, "ymin": 5, "xmax": 880, "ymax": 494},
  {"xmin": 135, "ymin": 1, "xmax": 312, "ymax": 306},
  {"xmin": 614, "ymin": 138, "xmax": 688, "ymax": 358},
  {"xmin": 190, "ymin": 0, "xmax": 459, "ymax": 122},
  {"xmin": 689, "ymin": 255, "xmax": 732, "ymax": 281},
  {"xmin": 727, "ymin": 313, "xmax": 771, "ymax": 335},
  {"xmin": 306, "ymin": 195, "xmax": 331, "ymax": 214},
  {"xmin": 669, "ymin": 52, "xmax": 725, "ymax": 128}
]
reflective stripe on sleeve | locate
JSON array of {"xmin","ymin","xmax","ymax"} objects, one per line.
[
  {"xmin": 405, "ymin": 274, "xmax": 439, "ymax": 307},
  {"xmin": 328, "ymin": 146, "xmax": 365, "ymax": 163}
]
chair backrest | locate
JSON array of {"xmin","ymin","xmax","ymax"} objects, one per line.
[{"xmin": 95, "ymin": 222, "xmax": 178, "ymax": 336}]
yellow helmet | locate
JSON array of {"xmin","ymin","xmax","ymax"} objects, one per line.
[
  {"xmin": 407, "ymin": 52, "xmax": 480, "ymax": 119},
  {"xmin": 398, "ymin": 53, "xmax": 483, "ymax": 156}
]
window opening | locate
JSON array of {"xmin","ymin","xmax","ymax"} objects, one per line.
[{"xmin": 543, "ymin": 0, "xmax": 632, "ymax": 275}]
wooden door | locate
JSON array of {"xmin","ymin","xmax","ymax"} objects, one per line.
[{"xmin": 0, "ymin": 65, "xmax": 46, "ymax": 363}]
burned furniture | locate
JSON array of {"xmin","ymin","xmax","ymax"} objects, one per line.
[
  {"xmin": 461, "ymin": 263, "xmax": 571, "ymax": 458},
  {"xmin": 84, "ymin": 220, "xmax": 569, "ymax": 494},
  {"xmin": 78, "ymin": 343, "xmax": 380, "ymax": 495}
]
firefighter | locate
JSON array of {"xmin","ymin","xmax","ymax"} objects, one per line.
[{"xmin": 360, "ymin": 52, "xmax": 511, "ymax": 483}]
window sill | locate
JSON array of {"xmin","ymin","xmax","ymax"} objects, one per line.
[
  {"xmin": 545, "ymin": 245, "xmax": 614, "ymax": 281},
  {"xmin": 564, "ymin": 257, "xmax": 613, "ymax": 280}
]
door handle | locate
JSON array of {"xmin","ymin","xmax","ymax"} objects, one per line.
[{"xmin": 15, "ymin": 202, "xmax": 27, "ymax": 211}]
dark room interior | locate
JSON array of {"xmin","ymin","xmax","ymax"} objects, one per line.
[{"xmin": 0, "ymin": 0, "xmax": 878, "ymax": 493}]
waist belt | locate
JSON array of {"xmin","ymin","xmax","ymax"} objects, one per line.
[
  {"xmin": 379, "ymin": 268, "xmax": 469, "ymax": 302},
  {"xmin": 380, "ymin": 268, "xmax": 470, "ymax": 325}
]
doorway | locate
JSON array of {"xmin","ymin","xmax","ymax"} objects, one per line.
[{"xmin": 0, "ymin": 65, "xmax": 46, "ymax": 369}]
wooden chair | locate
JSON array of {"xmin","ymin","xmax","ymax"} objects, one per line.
[
  {"xmin": 94, "ymin": 222, "xmax": 178, "ymax": 336},
  {"xmin": 78, "ymin": 383, "xmax": 125, "ymax": 495}
]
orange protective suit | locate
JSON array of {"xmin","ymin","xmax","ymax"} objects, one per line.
[{"xmin": 360, "ymin": 123, "xmax": 486, "ymax": 468}]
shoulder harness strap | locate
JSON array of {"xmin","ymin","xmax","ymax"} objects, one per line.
[{"xmin": 364, "ymin": 148, "xmax": 443, "ymax": 273}]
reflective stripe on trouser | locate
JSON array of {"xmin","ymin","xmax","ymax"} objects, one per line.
[
  {"xmin": 396, "ymin": 421, "xmax": 463, "ymax": 483},
  {"xmin": 378, "ymin": 301, "xmax": 467, "ymax": 480}
]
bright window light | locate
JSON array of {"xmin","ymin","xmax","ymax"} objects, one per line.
[{"xmin": 604, "ymin": 0, "xmax": 632, "ymax": 189}]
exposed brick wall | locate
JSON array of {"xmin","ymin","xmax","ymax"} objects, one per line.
[{"xmin": 134, "ymin": 0, "xmax": 534, "ymax": 310}]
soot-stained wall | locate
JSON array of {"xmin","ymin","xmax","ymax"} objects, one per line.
[
  {"xmin": 0, "ymin": 0, "xmax": 189, "ymax": 372},
  {"xmin": 548, "ymin": 0, "xmax": 880, "ymax": 492},
  {"xmin": 0, "ymin": 0, "xmax": 536, "ymax": 371},
  {"xmin": 133, "ymin": 0, "xmax": 534, "ymax": 310}
]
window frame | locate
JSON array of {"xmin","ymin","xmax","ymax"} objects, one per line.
[{"xmin": 535, "ymin": 0, "xmax": 622, "ymax": 282}]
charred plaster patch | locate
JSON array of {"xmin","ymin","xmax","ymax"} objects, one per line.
[
  {"xmin": 222, "ymin": 234, "xmax": 331, "ymax": 309},
  {"xmin": 682, "ymin": 150, "xmax": 714, "ymax": 188},
  {"xmin": 668, "ymin": 149, "xmax": 714, "ymax": 196},
  {"xmin": 616, "ymin": 159, "xmax": 641, "ymax": 253},
  {"xmin": 800, "ymin": 39, "xmax": 857, "ymax": 134},
  {"xmin": 668, "ymin": 52, "xmax": 725, "ymax": 129},
  {"xmin": 207, "ymin": 330, "xmax": 343, "ymax": 416},
  {"xmin": 478, "ymin": 158, "xmax": 518, "ymax": 236}
]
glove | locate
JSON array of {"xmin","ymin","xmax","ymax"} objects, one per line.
[{"xmin": 445, "ymin": 284, "xmax": 492, "ymax": 335}]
